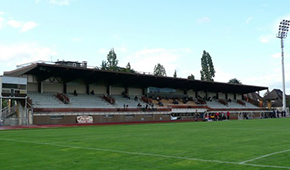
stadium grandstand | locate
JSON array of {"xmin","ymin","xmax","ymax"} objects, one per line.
[{"xmin": 0, "ymin": 60, "xmax": 271, "ymax": 126}]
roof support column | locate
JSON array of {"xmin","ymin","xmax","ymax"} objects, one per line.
[
  {"xmin": 125, "ymin": 87, "xmax": 128, "ymax": 96},
  {"xmin": 216, "ymin": 92, "xmax": 219, "ymax": 99},
  {"xmin": 234, "ymin": 93, "xmax": 236, "ymax": 100},
  {"xmin": 106, "ymin": 85, "xmax": 111, "ymax": 96},
  {"xmin": 37, "ymin": 81, "xmax": 43, "ymax": 93},
  {"xmin": 142, "ymin": 88, "xmax": 146, "ymax": 96},
  {"xmin": 195, "ymin": 91, "xmax": 198, "ymax": 98},
  {"xmin": 0, "ymin": 96, "xmax": 2, "ymax": 115},
  {"xmin": 63, "ymin": 82, "xmax": 67, "ymax": 94},
  {"xmin": 86, "ymin": 84, "xmax": 90, "ymax": 95}
]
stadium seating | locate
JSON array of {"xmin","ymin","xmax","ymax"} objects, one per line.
[
  {"xmin": 28, "ymin": 92, "xmax": 66, "ymax": 108},
  {"xmin": 28, "ymin": 92, "xmax": 259, "ymax": 111},
  {"xmin": 66, "ymin": 94, "xmax": 113, "ymax": 108},
  {"xmin": 112, "ymin": 95, "xmax": 148, "ymax": 108}
]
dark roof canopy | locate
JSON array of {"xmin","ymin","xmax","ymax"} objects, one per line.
[
  {"xmin": 4, "ymin": 62, "xmax": 268, "ymax": 94},
  {"xmin": 263, "ymin": 89, "xmax": 282, "ymax": 100}
]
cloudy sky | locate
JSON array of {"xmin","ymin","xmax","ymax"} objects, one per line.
[{"xmin": 1, "ymin": 0, "xmax": 290, "ymax": 94}]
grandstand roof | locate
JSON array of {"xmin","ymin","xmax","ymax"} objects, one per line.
[{"xmin": 4, "ymin": 62, "xmax": 268, "ymax": 94}]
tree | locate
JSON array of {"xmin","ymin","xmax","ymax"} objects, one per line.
[
  {"xmin": 200, "ymin": 50, "xmax": 215, "ymax": 81},
  {"xmin": 153, "ymin": 63, "xmax": 166, "ymax": 76},
  {"xmin": 101, "ymin": 48, "xmax": 119, "ymax": 71},
  {"xmin": 187, "ymin": 74, "xmax": 195, "ymax": 80},
  {"xmin": 126, "ymin": 62, "xmax": 131, "ymax": 70},
  {"xmin": 123, "ymin": 62, "xmax": 136, "ymax": 73},
  {"xmin": 2, "ymin": 99, "xmax": 8, "ymax": 108},
  {"xmin": 101, "ymin": 60, "xmax": 107, "ymax": 70},
  {"xmin": 173, "ymin": 70, "xmax": 177, "ymax": 78},
  {"xmin": 228, "ymin": 78, "xmax": 242, "ymax": 84}
]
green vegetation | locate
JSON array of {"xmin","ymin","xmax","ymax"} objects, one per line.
[
  {"xmin": 228, "ymin": 78, "xmax": 242, "ymax": 84},
  {"xmin": 188, "ymin": 74, "xmax": 195, "ymax": 80},
  {"xmin": 1, "ymin": 119, "xmax": 290, "ymax": 170},
  {"xmin": 200, "ymin": 50, "xmax": 215, "ymax": 81},
  {"xmin": 153, "ymin": 63, "xmax": 167, "ymax": 76},
  {"xmin": 173, "ymin": 70, "xmax": 177, "ymax": 78},
  {"xmin": 101, "ymin": 49, "xmax": 135, "ymax": 73}
]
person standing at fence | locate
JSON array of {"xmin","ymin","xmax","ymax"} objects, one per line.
[{"xmin": 227, "ymin": 111, "xmax": 230, "ymax": 120}]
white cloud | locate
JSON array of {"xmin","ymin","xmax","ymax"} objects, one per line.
[
  {"xmin": 8, "ymin": 20, "xmax": 22, "ymax": 28},
  {"xmin": 259, "ymin": 34, "xmax": 274, "ymax": 43},
  {"xmin": 214, "ymin": 67, "xmax": 234, "ymax": 83},
  {"xmin": 71, "ymin": 38, "xmax": 82, "ymax": 42},
  {"xmin": 110, "ymin": 34, "xmax": 121, "ymax": 40},
  {"xmin": 124, "ymin": 48, "xmax": 191, "ymax": 76},
  {"xmin": 20, "ymin": 21, "xmax": 38, "ymax": 32},
  {"xmin": 196, "ymin": 17, "xmax": 210, "ymax": 24},
  {"xmin": 115, "ymin": 46, "xmax": 128, "ymax": 53},
  {"xmin": 0, "ymin": 12, "xmax": 4, "ymax": 30},
  {"xmin": 271, "ymin": 53, "xmax": 281, "ymax": 59},
  {"xmin": 246, "ymin": 17, "xmax": 253, "ymax": 24},
  {"xmin": 0, "ymin": 43, "xmax": 57, "ymax": 74},
  {"xmin": 49, "ymin": 0, "xmax": 73, "ymax": 6},
  {"xmin": 0, "ymin": 12, "xmax": 38, "ymax": 33},
  {"xmin": 97, "ymin": 48, "xmax": 109, "ymax": 55}
]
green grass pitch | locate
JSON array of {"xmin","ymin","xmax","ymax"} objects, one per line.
[{"xmin": 0, "ymin": 118, "xmax": 290, "ymax": 170}]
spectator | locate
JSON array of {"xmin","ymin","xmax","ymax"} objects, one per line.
[
  {"xmin": 195, "ymin": 113, "xmax": 199, "ymax": 122},
  {"xmin": 137, "ymin": 103, "xmax": 142, "ymax": 108},
  {"xmin": 90, "ymin": 90, "xmax": 95, "ymax": 95},
  {"xmin": 227, "ymin": 111, "xmax": 230, "ymax": 120},
  {"xmin": 73, "ymin": 89, "xmax": 78, "ymax": 96}
]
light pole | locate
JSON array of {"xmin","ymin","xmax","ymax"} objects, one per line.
[{"xmin": 277, "ymin": 19, "xmax": 290, "ymax": 114}]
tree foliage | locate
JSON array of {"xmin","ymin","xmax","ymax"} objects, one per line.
[
  {"xmin": 200, "ymin": 50, "xmax": 215, "ymax": 81},
  {"xmin": 173, "ymin": 70, "xmax": 177, "ymax": 78},
  {"xmin": 187, "ymin": 74, "xmax": 195, "ymax": 80},
  {"xmin": 120, "ymin": 62, "xmax": 136, "ymax": 73},
  {"xmin": 100, "ymin": 49, "xmax": 136, "ymax": 73},
  {"xmin": 101, "ymin": 48, "xmax": 119, "ymax": 71},
  {"xmin": 2, "ymin": 99, "xmax": 8, "ymax": 108},
  {"xmin": 101, "ymin": 60, "xmax": 107, "ymax": 70},
  {"xmin": 228, "ymin": 78, "xmax": 242, "ymax": 84},
  {"xmin": 153, "ymin": 63, "xmax": 166, "ymax": 76}
]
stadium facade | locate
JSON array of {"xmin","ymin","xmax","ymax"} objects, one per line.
[{"xmin": 0, "ymin": 61, "xmax": 270, "ymax": 126}]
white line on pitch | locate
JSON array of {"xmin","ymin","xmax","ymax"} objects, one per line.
[
  {"xmin": 239, "ymin": 148, "xmax": 290, "ymax": 164},
  {"xmin": 1, "ymin": 138, "xmax": 290, "ymax": 169}
]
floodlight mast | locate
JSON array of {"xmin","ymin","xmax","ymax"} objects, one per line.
[{"xmin": 277, "ymin": 19, "xmax": 290, "ymax": 114}]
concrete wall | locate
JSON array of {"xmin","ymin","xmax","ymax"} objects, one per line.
[
  {"xmin": 228, "ymin": 93, "xmax": 234, "ymax": 100},
  {"xmin": 33, "ymin": 114, "xmax": 171, "ymax": 125},
  {"xmin": 43, "ymin": 82, "xmax": 63, "ymax": 93},
  {"xmin": 27, "ymin": 82, "xmax": 38, "ymax": 92},
  {"xmin": 219, "ymin": 93, "xmax": 226, "ymax": 99},
  {"xmin": 198, "ymin": 91, "xmax": 206, "ymax": 98},
  {"xmin": 208, "ymin": 92, "xmax": 216, "ymax": 98},
  {"xmin": 67, "ymin": 81, "xmax": 86, "ymax": 94},
  {"xmin": 90, "ymin": 85, "xmax": 106, "ymax": 95},
  {"xmin": 187, "ymin": 90, "xmax": 195, "ymax": 97},
  {"xmin": 111, "ymin": 87, "xmax": 124, "ymax": 95},
  {"xmin": 236, "ymin": 94, "xmax": 242, "ymax": 100},
  {"xmin": 128, "ymin": 88, "xmax": 142, "ymax": 96}
]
